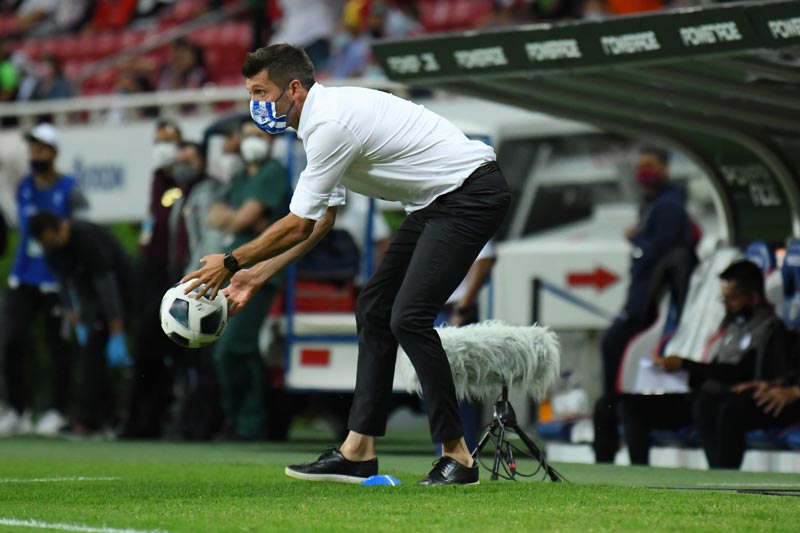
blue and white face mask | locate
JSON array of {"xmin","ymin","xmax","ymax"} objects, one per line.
[{"xmin": 250, "ymin": 88, "xmax": 294, "ymax": 135}]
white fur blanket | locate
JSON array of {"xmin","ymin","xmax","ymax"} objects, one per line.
[{"xmin": 397, "ymin": 321, "xmax": 560, "ymax": 401}]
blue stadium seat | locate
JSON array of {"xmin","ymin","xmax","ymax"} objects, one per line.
[
  {"xmin": 745, "ymin": 241, "xmax": 776, "ymax": 274},
  {"xmin": 537, "ymin": 420, "xmax": 576, "ymax": 442},
  {"xmin": 779, "ymin": 424, "xmax": 800, "ymax": 450},
  {"xmin": 781, "ymin": 239, "xmax": 800, "ymax": 330}
]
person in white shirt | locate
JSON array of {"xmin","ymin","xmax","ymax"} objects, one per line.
[{"xmin": 184, "ymin": 44, "xmax": 511, "ymax": 486}]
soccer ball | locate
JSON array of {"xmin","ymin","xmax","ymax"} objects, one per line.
[{"xmin": 160, "ymin": 280, "xmax": 228, "ymax": 348}]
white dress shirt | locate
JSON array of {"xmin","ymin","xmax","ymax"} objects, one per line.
[{"xmin": 290, "ymin": 83, "xmax": 496, "ymax": 220}]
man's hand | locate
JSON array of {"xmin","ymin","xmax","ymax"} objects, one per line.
[
  {"xmin": 182, "ymin": 254, "xmax": 232, "ymax": 299},
  {"xmin": 732, "ymin": 380, "xmax": 769, "ymax": 396},
  {"xmin": 755, "ymin": 385, "xmax": 800, "ymax": 418},
  {"xmin": 448, "ymin": 311, "xmax": 464, "ymax": 327},
  {"xmin": 222, "ymin": 267, "xmax": 264, "ymax": 316},
  {"xmin": 657, "ymin": 355, "xmax": 684, "ymax": 372}
]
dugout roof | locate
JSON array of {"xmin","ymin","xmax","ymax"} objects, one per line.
[{"xmin": 372, "ymin": 0, "xmax": 800, "ymax": 245}]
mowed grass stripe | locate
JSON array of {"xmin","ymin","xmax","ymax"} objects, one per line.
[{"xmin": 1, "ymin": 438, "xmax": 799, "ymax": 532}]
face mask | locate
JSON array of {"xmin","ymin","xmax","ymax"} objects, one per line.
[
  {"xmin": 250, "ymin": 87, "xmax": 294, "ymax": 135},
  {"xmin": 240, "ymin": 136, "xmax": 269, "ymax": 163},
  {"xmin": 153, "ymin": 142, "xmax": 178, "ymax": 169},
  {"xmin": 172, "ymin": 162, "xmax": 198, "ymax": 184},
  {"xmin": 30, "ymin": 159, "xmax": 51, "ymax": 174},
  {"xmin": 219, "ymin": 153, "xmax": 244, "ymax": 181},
  {"xmin": 635, "ymin": 167, "xmax": 666, "ymax": 187}
]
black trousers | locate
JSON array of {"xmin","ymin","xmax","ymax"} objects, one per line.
[
  {"xmin": 348, "ymin": 164, "xmax": 511, "ymax": 443},
  {"xmin": 619, "ymin": 393, "xmax": 693, "ymax": 465},
  {"xmin": 3, "ymin": 284, "xmax": 71, "ymax": 414},
  {"xmin": 123, "ymin": 257, "xmax": 177, "ymax": 438},
  {"xmin": 74, "ymin": 321, "xmax": 112, "ymax": 430},
  {"xmin": 693, "ymin": 391, "xmax": 800, "ymax": 470},
  {"xmin": 593, "ymin": 314, "xmax": 652, "ymax": 463}
]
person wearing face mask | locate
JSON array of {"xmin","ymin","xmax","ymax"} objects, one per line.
[
  {"xmin": 186, "ymin": 44, "xmax": 510, "ymax": 485},
  {"xmin": 202, "ymin": 122, "xmax": 289, "ymax": 441},
  {"xmin": 217, "ymin": 131, "xmax": 244, "ymax": 185},
  {"xmin": 593, "ymin": 145, "xmax": 697, "ymax": 464},
  {"xmin": 651, "ymin": 260, "xmax": 791, "ymax": 469},
  {"xmin": 0, "ymin": 123, "xmax": 88, "ymax": 438},
  {"xmin": 27, "ymin": 211, "xmax": 136, "ymax": 436},
  {"xmin": 165, "ymin": 141, "xmax": 225, "ymax": 440},
  {"xmin": 120, "ymin": 120, "xmax": 185, "ymax": 440}
]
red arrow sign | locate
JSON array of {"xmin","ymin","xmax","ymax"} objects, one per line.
[{"xmin": 567, "ymin": 267, "xmax": 619, "ymax": 291}]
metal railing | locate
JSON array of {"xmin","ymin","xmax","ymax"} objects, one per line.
[{"xmin": 0, "ymin": 78, "xmax": 411, "ymax": 128}]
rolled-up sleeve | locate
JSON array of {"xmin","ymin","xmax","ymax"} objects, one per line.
[{"xmin": 290, "ymin": 121, "xmax": 359, "ymax": 220}]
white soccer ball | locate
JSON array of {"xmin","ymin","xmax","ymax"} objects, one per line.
[{"xmin": 160, "ymin": 280, "xmax": 228, "ymax": 348}]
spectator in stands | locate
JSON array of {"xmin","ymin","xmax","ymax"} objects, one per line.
[
  {"xmin": 121, "ymin": 120, "xmax": 185, "ymax": 439},
  {"xmin": 158, "ymin": 38, "xmax": 209, "ymax": 91},
  {"xmin": 0, "ymin": 123, "xmax": 88, "ymax": 437},
  {"xmin": 621, "ymin": 260, "xmax": 790, "ymax": 466},
  {"xmin": 168, "ymin": 141, "xmax": 225, "ymax": 440},
  {"xmin": 30, "ymin": 54, "xmax": 74, "ymax": 101},
  {"xmin": 593, "ymin": 145, "xmax": 696, "ymax": 463},
  {"xmin": 204, "ymin": 122, "xmax": 290, "ymax": 440},
  {"xmin": 217, "ymin": 129, "xmax": 243, "ymax": 184},
  {"xmin": 106, "ymin": 70, "xmax": 157, "ymax": 123},
  {"xmin": 270, "ymin": 0, "xmax": 344, "ymax": 72},
  {"xmin": 657, "ymin": 260, "xmax": 792, "ymax": 469},
  {"xmin": 29, "ymin": 211, "xmax": 136, "ymax": 436},
  {"xmin": 13, "ymin": 0, "xmax": 94, "ymax": 36},
  {"xmin": 0, "ymin": 39, "xmax": 19, "ymax": 102}
]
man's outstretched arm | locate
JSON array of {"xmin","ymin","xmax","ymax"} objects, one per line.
[{"xmin": 183, "ymin": 207, "xmax": 337, "ymax": 299}]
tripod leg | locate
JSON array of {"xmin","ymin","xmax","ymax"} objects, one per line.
[
  {"xmin": 511, "ymin": 422, "xmax": 565, "ymax": 482},
  {"xmin": 472, "ymin": 422, "xmax": 497, "ymax": 459},
  {"xmin": 492, "ymin": 422, "xmax": 506, "ymax": 481}
]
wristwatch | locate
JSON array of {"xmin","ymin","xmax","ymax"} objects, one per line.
[{"xmin": 223, "ymin": 251, "xmax": 241, "ymax": 273}]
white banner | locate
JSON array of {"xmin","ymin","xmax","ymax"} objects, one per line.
[{"xmin": 0, "ymin": 115, "xmax": 222, "ymax": 225}]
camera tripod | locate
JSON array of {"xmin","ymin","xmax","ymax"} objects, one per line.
[{"xmin": 472, "ymin": 385, "xmax": 565, "ymax": 482}]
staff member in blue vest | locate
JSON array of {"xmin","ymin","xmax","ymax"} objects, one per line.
[{"xmin": 0, "ymin": 123, "xmax": 88, "ymax": 437}]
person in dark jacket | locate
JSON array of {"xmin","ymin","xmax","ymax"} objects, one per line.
[
  {"xmin": 594, "ymin": 146, "xmax": 696, "ymax": 463},
  {"xmin": 29, "ymin": 211, "xmax": 137, "ymax": 434},
  {"xmin": 658, "ymin": 260, "xmax": 793, "ymax": 469},
  {"xmin": 622, "ymin": 260, "xmax": 790, "ymax": 466}
]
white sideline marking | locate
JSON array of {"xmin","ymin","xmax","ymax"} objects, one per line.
[
  {"xmin": 0, "ymin": 518, "xmax": 166, "ymax": 533},
  {"xmin": 0, "ymin": 477, "xmax": 120, "ymax": 483},
  {"xmin": 696, "ymin": 482, "xmax": 800, "ymax": 488}
]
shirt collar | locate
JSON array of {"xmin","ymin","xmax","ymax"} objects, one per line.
[{"xmin": 297, "ymin": 82, "xmax": 322, "ymax": 140}]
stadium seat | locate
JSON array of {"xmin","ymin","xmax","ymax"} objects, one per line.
[
  {"xmin": 745, "ymin": 241, "xmax": 777, "ymax": 274},
  {"xmin": 781, "ymin": 239, "xmax": 800, "ymax": 330},
  {"xmin": 417, "ymin": 0, "xmax": 494, "ymax": 33}
]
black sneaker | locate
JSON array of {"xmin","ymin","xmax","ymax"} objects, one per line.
[
  {"xmin": 418, "ymin": 457, "xmax": 479, "ymax": 486},
  {"xmin": 285, "ymin": 448, "xmax": 378, "ymax": 484}
]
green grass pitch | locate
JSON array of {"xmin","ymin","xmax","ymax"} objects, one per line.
[{"xmin": 2, "ymin": 436, "xmax": 800, "ymax": 532}]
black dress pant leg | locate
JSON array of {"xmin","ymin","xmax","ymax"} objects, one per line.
[{"xmin": 348, "ymin": 170, "xmax": 511, "ymax": 443}]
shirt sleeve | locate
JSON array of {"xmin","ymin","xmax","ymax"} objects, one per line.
[{"xmin": 290, "ymin": 121, "xmax": 360, "ymax": 220}]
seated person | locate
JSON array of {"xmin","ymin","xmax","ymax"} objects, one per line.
[{"xmin": 621, "ymin": 260, "xmax": 790, "ymax": 466}]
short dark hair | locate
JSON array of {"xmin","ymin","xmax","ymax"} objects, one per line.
[
  {"xmin": 639, "ymin": 145, "xmax": 670, "ymax": 166},
  {"xmin": 28, "ymin": 210, "xmax": 62, "ymax": 242},
  {"xmin": 720, "ymin": 259, "xmax": 765, "ymax": 296},
  {"xmin": 179, "ymin": 140, "xmax": 204, "ymax": 157},
  {"xmin": 241, "ymin": 44, "xmax": 316, "ymax": 90},
  {"xmin": 157, "ymin": 119, "xmax": 183, "ymax": 140}
]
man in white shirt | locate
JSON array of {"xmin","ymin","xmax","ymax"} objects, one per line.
[{"xmin": 184, "ymin": 44, "xmax": 511, "ymax": 485}]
